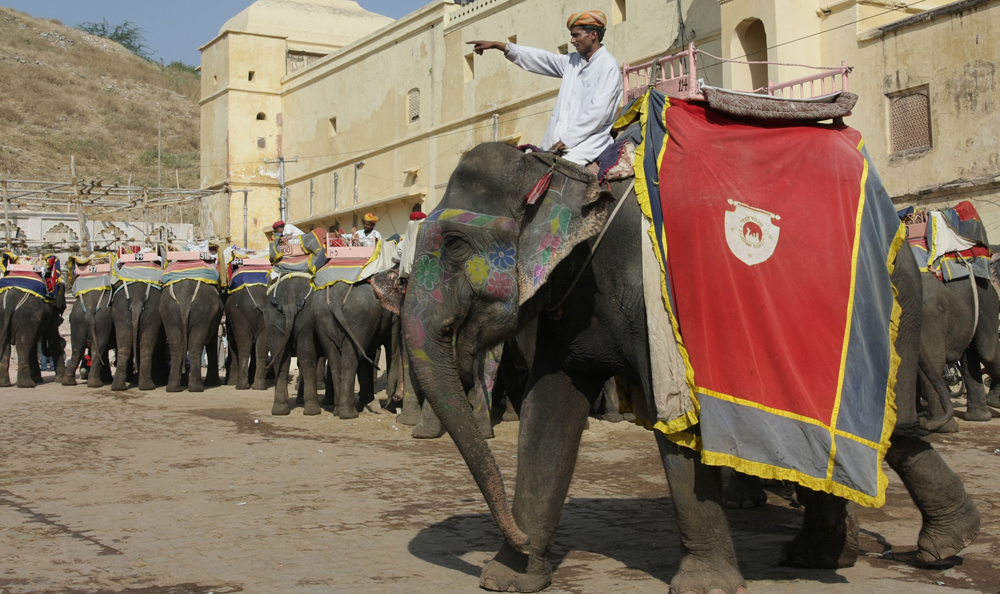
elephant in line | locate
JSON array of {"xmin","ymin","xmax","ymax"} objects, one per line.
[
  {"xmin": 918, "ymin": 271, "xmax": 1000, "ymax": 429},
  {"xmin": 312, "ymin": 280, "xmax": 396, "ymax": 419},
  {"xmin": 266, "ymin": 274, "xmax": 319, "ymax": 415},
  {"xmin": 159, "ymin": 279, "xmax": 223, "ymax": 392},
  {"xmin": 0, "ymin": 284, "xmax": 66, "ymax": 388},
  {"xmin": 225, "ymin": 284, "xmax": 269, "ymax": 391},
  {"xmin": 63, "ymin": 287, "xmax": 115, "ymax": 388},
  {"xmin": 395, "ymin": 144, "xmax": 980, "ymax": 594},
  {"xmin": 110, "ymin": 281, "xmax": 166, "ymax": 391}
]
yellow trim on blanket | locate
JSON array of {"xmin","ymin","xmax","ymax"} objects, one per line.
[
  {"xmin": 0, "ymin": 285, "xmax": 50, "ymax": 302},
  {"xmin": 162, "ymin": 277, "xmax": 220, "ymax": 288},
  {"xmin": 311, "ymin": 240, "xmax": 382, "ymax": 291},
  {"xmin": 630, "ymin": 90, "xmax": 701, "ymax": 437},
  {"xmin": 267, "ymin": 270, "xmax": 313, "ymax": 295},
  {"xmin": 75, "ymin": 284, "xmax": 114, "ymax": 296},
  {"xmin": 228, "ymin": 282, "xmax": 267, "ymax": 294}
]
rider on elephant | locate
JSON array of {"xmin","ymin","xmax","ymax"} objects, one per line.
[
  {"xmin": 353, "ymin": 213, "xmax": 382, "ymax": 247},
  {"xmin": 468, "ymin": 10, "xmax": 623, "ymax": 165}
]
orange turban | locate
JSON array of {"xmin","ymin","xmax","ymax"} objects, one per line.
[
  {"xmin": 567, "ymin": 10, "xmax": 607, "ymax": 30},
  {"xmin": 363, "ymin": 213, "xmax": 379, "ymax": 223}
]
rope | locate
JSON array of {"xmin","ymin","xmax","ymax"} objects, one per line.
[{"xmin": 546, "ymin": 178, "xmax": 636, "ymax": 313}]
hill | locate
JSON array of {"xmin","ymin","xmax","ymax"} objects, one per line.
[{"xmin": 0, "ymin": 6, "xmax": 201, "ymax": 189}]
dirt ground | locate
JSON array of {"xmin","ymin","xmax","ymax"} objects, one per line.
[{"xmin": 1, "ymin": 374, "xmax": 998, "ymax": 594}]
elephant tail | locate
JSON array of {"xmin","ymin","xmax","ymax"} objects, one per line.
[
  {"xmin": 330, "ymin": 293, "xmax": 379, "ymax": 370},
  {"xmin": 269, "ymin": 301, "xmax": 299, "ymax": 371},
  {"xmin": 88, "ymin": 290, "xmax": 107, "ymax": 367},
  {"xmin": 130, "ymin": 282, "xmax": 148, "ymax": 374}
]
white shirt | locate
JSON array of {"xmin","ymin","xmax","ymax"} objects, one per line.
[
  {"xmin": 354, "ymin": 228, "xmax": 382, "ymax": 247},
  {"xmin": 279, "ymin": 223, "xmax": 304, "ymax": 236},
  {"xmin": 506, "ymin": 43, "xmax": 623, "ymax": 165}
]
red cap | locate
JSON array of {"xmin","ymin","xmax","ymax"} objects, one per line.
[
  {"xmin": 272, "ymin": 220, "xmax": 285, "ymax": 230},
  {"xmin": 409, "ymin": 212, "xmax": 427, "ymax": 221}
]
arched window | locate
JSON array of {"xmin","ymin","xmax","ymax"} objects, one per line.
[
  {"xmin": 256, "ymin": 112, "xmax": 267, "ymax": 121},
  {"xmin": 407, "ymin": 88, "xmax": 420, "ymax": 124},
  {"xmin": 733, "ymin": 18, "xmax": 769, "ymax": 92}
]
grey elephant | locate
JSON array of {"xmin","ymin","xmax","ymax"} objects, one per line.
[
  {"xmin": 225, "ymin": 283, "xmax": 269, "ymax": 390},
  {"xmin": 311, "ymin": 280, "xmax": 397, "ymax": 419},
  {"xmin": 0, "ymin": 268, "xmax": 66, "ymax": 388},
  {"xmin": 159, "ymin": 259, "xmax": 223, "ymax": 392},
  {"xmin": 265, "ymin": 272, "xmax": 319, "ymax": 415},
  {"xmin": 392, "ymin": 143, "xmax": 979, "ymax": 594},
  {"xmin": 110, "ymin": 253, "xmax": 166, "ymax": 391},
  {"xmin": 63, "ymin": 255, "xmax": 117, "ymax": 388},
  {"xmin": 918, "ymin": 271, "xmax": 1000, "ymax": 427}
]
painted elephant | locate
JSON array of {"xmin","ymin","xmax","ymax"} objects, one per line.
[
  {"xmin": 0, "ymin": 284, "xmax": 66, "ymax": 388},
  {"xmin": 225, "ymin": 284, "xmax": 269, "ymax": 390},
  {"xmin": 396, "ymin": 144, "xmax": 980, "ymax": 593},
  {"xmin": 312, "ymin": 280, "xmax": 396, "ymax": 419},
  {"xmin": 159, "ymin": 279, "xmax": 223, "ymax": 392},
  {"xmin": 110, "ymin": 280, "xmax": 165, "ymax": 391},
  {"xmin": 266, "ymin": 274, "xmax": 319, "ymax": 415},
  {"xmin": 63, "ymin": 287, "xmax": 116, "ymax": 388},
  {"xmin": 918, "ymin": 271, "xmax": 1000, "ymax": 429}
]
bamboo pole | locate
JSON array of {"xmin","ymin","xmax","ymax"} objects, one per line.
[{"xmin": 3, "ymin": 171, "xmax": 10, "ymax": 251}]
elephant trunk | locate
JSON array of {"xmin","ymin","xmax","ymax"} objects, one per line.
[{"xmin": 411, "ymin": 337, "xmax": 530, "ymax": 554}]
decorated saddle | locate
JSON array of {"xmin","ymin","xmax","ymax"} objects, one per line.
[
  {"xmin": 0, "ymin": 254, "xmax": 62, "ymax": 302},
  {"xmin": 313, "ymin": 236, "xmax": 396, "ymax": 290},
  {"xmin": 900, "ymin": 202, "xmax": 991, "ymax": 283},
  {"xmin": 68, "ymin": 253, "xmax": 114, "ymax": 297},
  {"xmin": 114, "ymin": 246, "xmax": 164, "ymax": 285},
  {"xmin": 223, "ymin": 246, "xmax": 270, "ymax": 293},
  {"xmin": 162, "ymin": 249, "xmax": 220, "ymax": 287},
  {"xmin": 617, "ymin": 88, "xmax": 903, "ymax": 507}
]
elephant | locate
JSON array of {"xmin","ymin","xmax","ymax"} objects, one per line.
[
  {"xmin": 63, "ymin": 287, "xmax": 116, "ymax": 388},
  {"xmin": 918, "ymin": 271, "xmax": 1000, "ymax": 428},
  {"xmin": 395, "ymin": 143, "xmax": 980, "ymax": 593},
  {"xmin": 159, "ymin": 279, "xmax": 223, "ymax": 392},
  {"xmin": 312, "ymin": 280, "xmax": 396, "ymax": 419},
  {"xmin": 265, "ymin": 274, "xmax": 319, "ymax": 415},
  {"xmin": 0, "ymin": 283, "xmax": 66, "ymax": 388},
  {"xmin": 225, "ymin": 284, "xmax": 269, "ymax": 390},
  {"xmin": 110, "ymin": 280, "xmax": 165, "ymax": 391}
]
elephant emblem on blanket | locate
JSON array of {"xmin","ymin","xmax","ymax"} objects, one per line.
[{"xmin": 725, "ymin": 199, "xmax": 781, "ymax": 266}]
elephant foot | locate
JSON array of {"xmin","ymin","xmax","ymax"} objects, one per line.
[
  {"xmin": 935, "ymin": 418, "xmax": 961, "ymax": 433},
  {"xmin": 31, "ymin": 374, "xmax": 43, "ymax": 384},
  {"xmin": 15, "ymin": 378, "xmax": 36, "ymax": 389},
  {"xmin": 61, "ymin": 377, "xmax": 76, "ymax": 386},
  {"xmin": 396, "ymin": 409, "xmax": 420, "ymax": 426},
  {"xmin": 87, "ymin": 376, "xmax": 104, "ymax": 389},
  {"xmin": 165, "ymin": 383, "xmax": 183, "ymax": 393},
  {"xmin": 962, "ymin": 404, "xmax": 992, "ymax": 422},
  {"xmin": 0, "ymin": 377, "xmax": 11, "ymax": 388},
  {"xmin": 780, "ymin": 501, "xmax": 858, "ymax": 569},
  {"xmin": 413, "ymin": 400, "xmax": 446, "ymax": 439},
  {"xmin": 916, "ymin": 493, "xmax": 980, "ymax": 564},
  {"xmin": 188, "ymin": 383, "xmax": 205, "ymax": 393},
  {"xmin": 670, "ymin": 552, "xmax": 747, "ymax": 594},
  {"xmin": 986, "ymin": 392, "xmax": 1000, "ymax": 409},
  {"xmin": 252, "ymin": 380, "xmax": 268, "ymax": 391},
  {"xmin": 723, "ymin": 471, "xmax": 768, "ymax": 509},
  {"xmin": 303, "ymin": 403, "xmax": 322, "ymax": 416},
  {"xmin": 480, "ymin": 543, "xmax": 552, "ymax": 593},
  {"xmin": 335, "ymin": 406, "xmax": 359, "ymax": 420},
  {"xmin": 235, "ymin": 382, "xmax": 250, "ymax": 391},
  {"xmin": 272, "ymin": 401, "xmax": 291, "ymax": 416},
  {"xmin": 204, "ymin": 377, "xmax": 222, "ymax": 388},
  {"xmin": 138, "ymin": 379, "xmax": 156, "ymax": 391},
  {"xmin": 111, "ymin": 378, "xmax": 129, "ymax": 391}
]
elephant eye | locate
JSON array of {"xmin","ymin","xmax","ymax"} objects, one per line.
[{"xmin": 442, "ymin": 233, "xmax": 472, "ymax": 260}]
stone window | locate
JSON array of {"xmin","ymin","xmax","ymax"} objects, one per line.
[
  {"xmin": 890, "ymin": 87, "xmax": 932, "ymax": 154},
  {"xmin": 248, "ymin": 71, "xmax": 255, "ymax": 82},
  {"xmin": 464, "ymin": 53, "xmax": 475, "ymax": 82},
  {"xmin": 328, "ymin": 117, "xmax": 338, "ymax": 138},
  {"xmin": 408, "ymin": 89, "xmax": 420, "ymax": 124},
  {"xmin": 257, "ymin": 138, "xmax": 266, "ymax": 149},
  {"xmin": 256, "ymin": 112, "xmax": 267, "ymax": 121},
  {"xmin": 613, "ymin": 0, "xmax": 626, "ymax": 24}
]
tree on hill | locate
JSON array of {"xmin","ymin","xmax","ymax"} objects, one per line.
[{"xmin": 77, "ymin": 19, "xmax": 152, "ymax": 61}]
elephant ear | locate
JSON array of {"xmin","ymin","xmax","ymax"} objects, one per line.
[
  {"xmin": 371, "ymin": 267, "xmax": 402, "ymax": 315},
  {"xmin": 516, "ymin": 153, "xmax": 613, "ymax": 305}
]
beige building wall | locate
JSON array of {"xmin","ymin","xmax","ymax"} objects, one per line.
[
  {"xmin": 719, "ymin": 0, "xmax": 1000, "ymax": 239},
  {"xmin": 202, "ymin": 0, "xmax": 723, "ymax": 248}
]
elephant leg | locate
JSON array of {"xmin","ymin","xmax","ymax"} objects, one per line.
[
  {"xmin": 186, "ymin": 323, "xmax": 214, "ymax": 393},
  {"xmin": 252, "ymin": 331, "xmax": 269, "ymax": 391},
  {"xmin": 136, "ymin": 321, "xmax": 160, "ymax": 391},
  {"xmin": 412, "ymin": 398, "xmax": 445, "ymax": 439},
  {"xmin": 961, "ymin": 351, "xmax": 992, "ymax": 422},
  {"xmin": 204, "ymin": 327, "xmax": 222, "ymax": 387},
  {"xmin": 981, "ymin": 349, "xmax": 1000, "ymax": 409},
  {"xmin": 111, "ymin": 319, "xmax": 132, "ymax": 391},
  {"xmin": 356, "ymin": 357, "xmax": 377, "ymax": 413},
  {"xmin": 298, "ymin": 336, "xmax": 320, "ymax": 416},
  {"xmin": 722, "ymin": 470, "xmax": 767, "ymax": 509},
  {"xmin": 0, "ymin": 340, "xmax": 12, "ymax": 387},
  {"xmin": 396, "ymin": 346, "xmax": 421, "ymax": 426},
  {"xmin": 655, "ymin": 432, "xmax": 745, "ymax": 594},
  {"xmin": 29, "ymin": 344, "xmax": 42, "ymax": 384},
  {"xmin": 918, "ymin": 364, "xmax": 956, "ymax": 433},
  {"xmin": 271, "ymin": 340, "xmax": 292, "ymax": 416},
  {"xmin": 480, "ymin": 369, "xmax": 596, "ymax": 593},
  {"xmin": 164, "ymin": 319, "xmax": 185, "ymax": 393},
  {"xmin": 334, "ymin": 345, "xmax": 359, "ymax": 419},
  {"xmin": 780, "ymin": 488, "xmax": 858, "ymax": 568},
  {"xmin": 88, "ymin": 324, "xmax": 112, "ymax": 389},
  {"xmin": 885, "ymin": 436, "xmax": 980, "ymax": 563},
  {"xmin": 15, "ymin": 336, "xmax": 37, "ymax": 388}
]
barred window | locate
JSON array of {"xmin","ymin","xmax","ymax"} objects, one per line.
[
  {"xmin": 890, "ymin": 88, "xmax": 932, "ymax": 153},
  {"xmin": 408, "ymin": 88, "xmax": 420, "ymax": 124}
]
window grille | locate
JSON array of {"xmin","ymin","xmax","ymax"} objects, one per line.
[
  {"xmin": 408, "ymin": 88, "xmax": 420, "ymax": 123},
  {"xmin": 890, "ymin": 89, "xmax": 932, "ymax": 153}
]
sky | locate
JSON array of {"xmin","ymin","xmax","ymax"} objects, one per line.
[{"xmin": 3, "ymin": 0, "xmax": 429, "ymax": 65}]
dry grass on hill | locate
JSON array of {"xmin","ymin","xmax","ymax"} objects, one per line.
[{"xmin": 0, "ymin": 6, "xmax": 201, "ymax": 189}]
